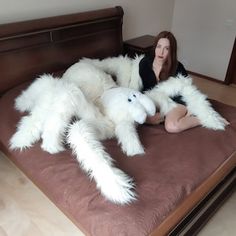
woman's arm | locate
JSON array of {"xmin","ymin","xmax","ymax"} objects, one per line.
[{"xmin": 145, "ymin": 112, "xmax": 164, "ymax": 125}]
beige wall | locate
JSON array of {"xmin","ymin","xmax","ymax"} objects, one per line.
[
  {"xmin": 172, "ymin": 0, "xmax": 236, "ymax": 81},
  {"xmin": 1, "ymin": 0, "xmax": 235, "ymax": 81},
  {"xmin": 0, "ymin": 0, "xmax": 174, "ymax": 40}
]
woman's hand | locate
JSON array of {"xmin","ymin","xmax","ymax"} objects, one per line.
[{"xmin": 145, "ymin": 112, "xmax": 164, "ymax": 125}]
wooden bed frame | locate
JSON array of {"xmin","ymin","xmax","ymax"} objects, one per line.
[{"xmin": 0, "ymin": 6, "xmax": 235, "ymax": 236}]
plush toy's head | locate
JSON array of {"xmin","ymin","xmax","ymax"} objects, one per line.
[{"xmin": 101, "ymin": 87, "xmax": 156, "ymax": 124}]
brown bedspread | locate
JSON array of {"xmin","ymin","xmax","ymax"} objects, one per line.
[{"xmin": 1, "ymin": 83, "xmax": 236, "ymax": 236}]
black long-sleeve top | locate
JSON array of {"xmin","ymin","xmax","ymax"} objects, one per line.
[{"xmin": 139, "ymin": 55, "xmax": 188, "ymax": 104}]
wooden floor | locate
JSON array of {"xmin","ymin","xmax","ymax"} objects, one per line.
[
  {"xmin": 0, "ymin": 76, "xmax": 236, "ymax": 236},
  {"xmin": 0, "ymin": 152, "xmax": 83, "ymax": 236},
  {"xmin": 192, "ymin": 76, "xmax": 236, "ymax": 107}
]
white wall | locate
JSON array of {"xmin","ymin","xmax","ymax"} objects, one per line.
[
  {"xmin": 1, "ymin": 0, "xmax": 235, "ymax": 81},
  {"xmin": 172, "ymin": 0, "xmax": 236, "ymax": 81},
  {"xmin": 0, "ymin": 0, "xmax": 175, "ymax": 40}
]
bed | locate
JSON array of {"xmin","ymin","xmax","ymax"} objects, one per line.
[{"xmin": 0, "ymin": 6, "xmax": 235, "ymax": 236}]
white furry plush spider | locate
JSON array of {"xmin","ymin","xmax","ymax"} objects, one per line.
[{"xmin": 10, "ymin": 62, "xmax": 156, "ymax": 205}]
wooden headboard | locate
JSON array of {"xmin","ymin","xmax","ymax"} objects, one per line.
[{"xmin": 0, "ymin": 6, "xmax": 123, "ymax": 95}]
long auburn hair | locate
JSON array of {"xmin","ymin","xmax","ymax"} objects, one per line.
[{"xmin": 151, "ymin": 31, "xmax": 178, "ymax": 81}]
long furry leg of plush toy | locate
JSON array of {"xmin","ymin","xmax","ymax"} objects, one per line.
[
  {"xmin": 67, "ymin": 119, "xmax": 137, "ymax": 204},
  {"xmin": 115, "ymin": 122, "xmax": 145, "ymax": 156},
  {"xmin": 181, "ymin": 82, "xmax": 226, "ymax": 130},
  {"xmin": 9, "ymin": 112, "xmax": 44, "ymax": 150},
  {"xmin": 150, "ymin": 75, "xmax": 227, "ymax": 130},
  {"xmin": 40, "ymin": 114, "xmax": 70, "ymax": 154}
]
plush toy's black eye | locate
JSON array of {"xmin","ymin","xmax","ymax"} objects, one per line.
[
  {"xmin": 128, "ymin": 98, "xmax": 132, "ymax": 102},
  {"xmin": 133, "ymin": 94, "xmax": 136, "ymax": 98}
]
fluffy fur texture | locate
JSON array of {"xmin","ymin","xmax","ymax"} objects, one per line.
[
  {"xmin": 62, "ymin": 61, "xmax": 117, "ymax": 102},
  {"xmin": 11, "ymin": 74, "xmax": 105, "ymax": 153},
  {"xmin": 101, "ymin": 87, "xmax": 155, "ymax": 155},
  {"xmin": 62, "ymin": 61, "xmax": 155, "ymax": 156},
  {"xmin": 82, "ymin": 55, "xmax": 227, "ymax": 130},
  {"xmin": 81, "ymin": 55, "xmax": 144, "ymax": 91},
  {"xmin": 11, "ymin": 74, "xmax": 104, "ymax": 153},
  {"xmin": 10, "ymin": 62, "xmax": 156, "ymax": 204},
  {"xmin": 146, "ymin": 75, "xmax": 226, "ymax": 130}
]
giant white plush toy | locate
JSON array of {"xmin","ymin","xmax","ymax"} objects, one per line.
[
  {"xmin": 81, "ymin": 55, "xmax": 227, "ymax": 130},
  {"xmin": 67, "ymin": 86, "xmax": 155, "ymax": 204},
  {"xmin": 10, "ymin": 62, "xmax": 156, "ymax": 205}
]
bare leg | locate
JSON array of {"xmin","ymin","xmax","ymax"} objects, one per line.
[{"xmin": 164, "ymin": 104, "xmax": 201, "ymax": 133}]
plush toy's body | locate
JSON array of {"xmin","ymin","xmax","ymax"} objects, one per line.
[
  {"xmin": 82, "ymin": 55, "xmax": 227, "ymax": 130},
  {"xmin": 10, "ymin": 62, "xmax": 156, "ymax": 204},
  {"xmin": 61, "ymin": 61, "xmax": 155, "ymax": 155},
  {"xmin": 11, "ymin": 74, "xmax": 107, "ymax": 153},
  {"xmin": 81, "ymin": 55, "xmax": 143, "ymax": 91}
]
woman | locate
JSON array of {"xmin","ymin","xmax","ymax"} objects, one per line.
[
  {"xmin": 80, "ymin": 31, "xmax": 229, "ymax": 131},
  {"xmin": 139, "ymin": 31, "xmax": 202, "ymax": 132}
]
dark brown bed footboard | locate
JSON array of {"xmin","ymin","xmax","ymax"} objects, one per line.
[
  {"xmin": 152, "ymin": 153, "xmax": 236, "ymax": 236},
  {"xmin": 169, "ymin": 166, "xmax": 235, "ymax": 236}
]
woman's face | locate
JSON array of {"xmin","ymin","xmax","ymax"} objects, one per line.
[{"xmin": 155, "ymin": 38, "xmax": 170, "ymax": 64}]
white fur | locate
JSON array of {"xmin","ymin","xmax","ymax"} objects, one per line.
[
  {"xmin": 67, "ymin": 120, "xmax": 136, "ymax": 204},
  {"xmin": 81, "ymin": 54, "xmax": 144, "ymax": 91},
  {"xmin": 62, "ymin": 61, "xmax": 117, "ymax": 102},
  {"xmin": 11, "ymin": 74, "xmax": 104, "ymax": 153},
  {"xmin": 10, "ymin": 63, "xmax": 156, "ymax": 204},
  {"xmin": 149, "ymin": 75, "xmax": 226, "ymax": 130},
  {"xmin": 84, "ymin": 55, "xmax": 226, "ymax": 130},
  {"xmin": 101, "ymin": 87, "xmax": 155, "ymax": 155}
]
